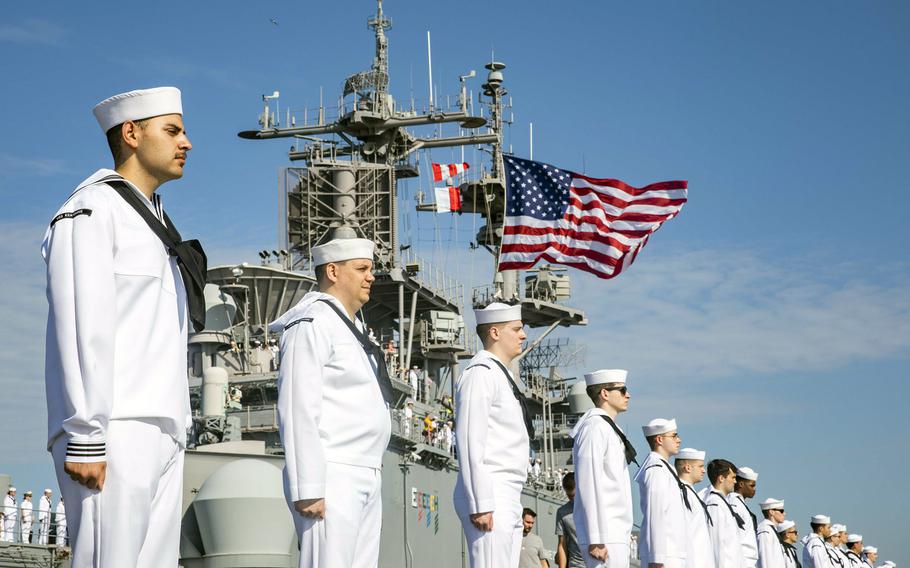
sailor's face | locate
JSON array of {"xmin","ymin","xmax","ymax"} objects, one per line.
[
  {"xmin": 691, "ymin": 460, "xmax": 705, "ymax": 483},
  {"xmin": 604, "ymin": 385, "xmax": 630, "ymax": 413},
  {"xmin": 134, "ymin": 114, "xmax": 192, "ymax": 182},
  {"xmin": 658, "ymin": 430, "xmax": 681, "ymax": 455},
  {"xmin": 740, "ymin": 479, "xmax": 757, "ymax": 498},
  {"xmin": 784, "ymin": 528, "xmax": 798, "ymax": 544},
  {"xmin": 769, "ymin": 509, "xmax": 785, "ymax": 523},
  {"xmin": 337, "ymin": 258, "xmax": 375, "ymax": 306},
  {"xmin": 721, "ymin": 471, "xmax": 737, "ymax": 493},
  {"xmin": 497, "ymin": 320, "xmax": 526, "ymax": 358}
]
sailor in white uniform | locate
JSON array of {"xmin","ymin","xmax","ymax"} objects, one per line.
[
  {"xmin": 37, "ymin": 489, "xmax": 53, "ymax": 545},
  {"xmin": 44, "ymin": 86, "xmax": 204, "ymax": 567},
  {"xmin": 454, "ymin": 302, "xmax": 532, "ymax": 568},
  {"xmin": 803, "ymin": 515, "xmax": 835, "ymax": 568},
  {"xmin": 674, "ymin": 448, "xmax": 716, "ymax": 568},
  {"xmin": 699, "ymin": 459, "xmax": 745, "ymax": 568},
  {"xmin": 55, "ymin": 497, "xmax": 67, "ymax": 546},
  {"xmin": 635, "ymin": 418, "xmax": 687, "ymax": 568},
  {"xmin": 827, "ymin": 525, "xmax": 849, "ymax": 568},
  {"xmin": 271, "ymin": 237, "xmax": 392, "ymax": 568},
  {"xmin": 756, "ymin": 498, "xmax": 787, "ymax": 568},
  {"xmin": 844, "ymin": 535, "xmax": 865, "ymax": 568},
  {"xmin": 20, "ymin": 491, "xmax": 33, "ymax": 543},
  {"xmin": 570, "ymin": 369, "xmax": 635, "ymax": 568},
  {"xmin": 728, "ymin": 467, "xmax": 760, "ymax": 568},
  {"xmin": 2, "ymin": 488, "xmax": 16, "ymax": 542},
  {"xmin": 774, "ymin": 521, "xmax": 800, "ymax": 568},
  {"xmin": 860, "ymin": 546, "xmax": 877, "ymax": 568}
]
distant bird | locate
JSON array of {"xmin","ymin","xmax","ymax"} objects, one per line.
[{"xmin": 269, "ymin": 18, "xmax": 279, "ymax": 26}]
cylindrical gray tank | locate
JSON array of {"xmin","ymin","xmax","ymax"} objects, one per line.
[
  {"xmin": 567, "ymin": 380, "xmax": 594, "ymax": 414},
  {"xmin": 185, "ymin": 459, "xmax": 294, "ymax": 567},
  {"xmin": 201, "ymin": 366, "xmax": 229, "ymax": 418}
]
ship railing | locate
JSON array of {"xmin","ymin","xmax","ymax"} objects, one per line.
[
  {"xmin": 398, "ymin": 248, "xmax": 464, "ymax": 307},
  {"xmin": 525, "ymin": 373, "xmax": 570, "ymax": 400},
  {"xmin": 228, "ymin": 404, "xmax": 279, "ymax": 432},
  {"xmin": 389, "ymin": 408, "xmax": 456, "ymax": 458},
  {"xmin": 0, "ymin": 512, "xmax": 69, "ymax": 548}
]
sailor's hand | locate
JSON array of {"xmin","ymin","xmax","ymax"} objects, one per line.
[
  {"xmin": 294, "ymin": 498, "xmax": 326, "ymax": 519},
  {"xmin": 470, "ymin": 511, "xmax": 493, "ymax": 532},
  {"xmin": 588, "ymin": 544, "xmax": 608, "ymax": 561},
  {"xmin": 64, "ymin": 461, "xmax": 106, "ymax": 491}
]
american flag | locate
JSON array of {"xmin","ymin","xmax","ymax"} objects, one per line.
[
  {"xmin": 432, "ymin": 162, "xmax": 469, "ymax": 183},
  {"xmin": 500, "ymin": 155, "xmax": 688, "ymax": 279}
]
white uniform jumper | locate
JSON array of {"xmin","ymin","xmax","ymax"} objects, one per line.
[
  {"xmin": 20, "ymin": 499, "xmax": 33, "ymax": 543},
  {"xmin": 43, "ymin": 170, "xmax": 190, "ymax": 567},
  {"xmin": 1, "ymin": 495, "xmax": 16, "ymax": 542},
  {"xmin": 570, "ymin": 408, "xmax": 633, "ymax": 568},
  {"xmin": 37, "ymin": 495, "xmax": 51, "ymax": 545},
  {"xmin": 728, "ymin": 493, "xmax": 759, "ymax": 568},
  {"xmin": 682, "ymin": 481, "xmax": 716, "ymax": 568},
  {"xmin": 843, "ymin": 551, "xmax": 864, "ymax": 568},
  {"xmin": 700, "ymin": 487, "xmax": 745, "ymax": 568},
  {"xmin": 756, "ymin": 519, "xmax": 786, "ymax": 568},
  {"xmin": 454, "ymin": 350, "xmax": 530, "ymax": 568},
  {"xmin": 272, "ymin": 292, "xmax": 391, "ymax": 568},
  {"xmin": 781, "ymin": 543, "xmax": 800, "ymax": 568},
  {"xmin": 55, "ymin": 500, "xmax": 67, "ymax": 545},
  {"xmin": 635, "ymin": 452, "xmax": 688, "ymax": 568},
  {"xmin": 802, "ymin": 534, "xmax": 834, "ymax": 568}
]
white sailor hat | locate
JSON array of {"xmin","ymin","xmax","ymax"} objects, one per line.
[
  {"xmin": 775, "ymin": 520, "xmax": 796, "ymax": 533},
  {"xmin": 311, "ymin": 237, "xmax": 375, "ymax": 266},
  {"xmin": 863, "ymin": 546, "xmax": 877, "ymax": 553},
  {"xmin": 23, "ymin": 490, "xmax": 32, "ymax": 496},
  {"xmin": 474, "ymin": 302, "xmax": 522, "ymax": 325},
  {"xmin": 93, "ymin": 86, "xmax": 183, "ymax": 133},
  {"xmin": 6, "ymin": 487, "xmax": 14, "ymax": 492},
  {"xmin": 642, "ymin": 418, "xmax": 677, "ymax": 437},
  {"xmin": 583, "ymin": 369, "xmax": 627, "ymax": 386},
  {"xmin": 43, "ymin": 488, "xmax": 52, "ymax": 493},
  {"xmin": 759, "ymin": 498, "xmax": 784, "ymax": 511},
  {"xmin": 830, "ymin": 524, "xmax": 845, "ymax": 534},
  {"xmin": 811, "ymin": 514, "xmax": 831, "ymax": 525},
  {"xmin": 736, "ymin": 466, "xmax": 759, "ymax": 481},
  {"xmin": 846, "ymin": 534, "xmax": 863, "ymax": 544},
  {"xmin": 676, "ymin": 447, "xmax": 705, "ymax": 461}
]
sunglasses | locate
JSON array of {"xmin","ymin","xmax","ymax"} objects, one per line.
[{"xmin": 604, "ymin": 386, "xmax": 629, "ymax": 396}]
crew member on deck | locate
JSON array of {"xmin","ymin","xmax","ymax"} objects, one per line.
[
  {"xmin": 2, "ymin": 487, "xmax": 17, "ymax": 542},
  {"xmin": 570, "ymin": 369, "xmax": 634, "ymax": 568},
  {"xmin": 803, "ymin": 515, "xmax": 835, "ymax": 568},
  {"xmin": 729, "ymin": 467, "xmax": 760, "ymax": 568},
  {"xmin": 860, "ymin": 546, "xmax": 876, "ymax": 568},
  {"xmin": 454, "ymin": 302, "xmax": 532, "ymax": 568},
  {"xmin": 757, "ymin": 498, "xmax": 787, "ymax": 568},
  {"xmin": 43, "ymin": 86, "xmax": 203, "ymax": 567},
  {"xmin": 37, "ymin": 489, "xmax": 52, "ymax": 545},
  {"xmin": 700, "ymin": 459, "xmax": 746, "ymax": 568},
  {"xmin": 271, "ymin": 237, "xmax": 392, "ymax": 568},
  {"xmin": 844, "ymin": 535, "xmax": 865, "ymax": 568},
  {"xmin": 675, "ymin": 448, "xmax": 716, "ymax": 568},
  {"xmin": 636, "ymin": 419, "xmax": 688, "ymax": 568},
  {"xmin": 775, "ymin": 521, "xmax": 801, "ymax": 568}
]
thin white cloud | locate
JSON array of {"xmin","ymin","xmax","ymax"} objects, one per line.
[
  {"xmin": 0, "ymin": 153, "xmax": 69, "ymax": 177},
  {"xmin": 571, "ymin": 247, "xmax": 910, "ymax": 382},
  {"xmin": 0, "ymin": 19, "xmax": 64, "ymax": 46}
]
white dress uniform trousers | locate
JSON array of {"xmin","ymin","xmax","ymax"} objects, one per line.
[
  {"xmin": 756, "ymin": 519, "xmax": 786, "ymax": 568},
  {"xmin": 682, "ymin": 483, "xmax": 716, "ymax": 568},
  {"xmin": 728, "ymin": 494, "xmax": 758, "ymax": 568},
  {"xmin": 55, "ymin": 500, "xmax": 67, "ymax": 545},
  {"xmin": 802, "ymin": 534, "xmax": 834, "ymax": 568},
  {"xmin": 2, "ymin": 496, "xmax": 16, "ymax": 542},
  {"xmin": 43, "ymin": 170, "xmax": 191, "ymax": 567},
  {"xmin": 570, "ymin": 408, "xmax": 633, "ymax": 568},
  {"xmin": 700, "ymin": 487, "xmax": 745, "ymax": 568},
  {"xmin": 38, "ymin": 495, "xmax": 51, "ymax": 544},
  {"xmin": 453, "ymin": 350, "xmax": 530, "ymax": 568},
  {"xmin": 635, "ymin": 452, "xmax": 688, "ymax": 568},
  {"xmin": 271, "ymin": 292, "xmax": 391, "ymax": 568},
  {"xmin": 20, "ymin": 500, "xmax": 33, "ymax": 543}
]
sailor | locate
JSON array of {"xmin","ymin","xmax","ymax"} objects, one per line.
[
  {"xmin": 826, "ymin": 525, "xmax": 847, "ymax": 567},
  {"xmin": 403, "ymin": 400, "xmax": 415, "ymax": 438},
  {"xmin": 37, "ymin": 488, "xmax": 52, "ymax": 545},
  {"xmin": 570, "ymin": 369, "xmax": 634, "ymax": 568},
  {"xmin": 443, "ymin": 420, "xmax": 455, "ymax": 454},
  {"xmin": 55, "ymin": 497, "xmax": 67, "ymax": 546},
  {"xmin": 453, "ymin": 302, "xmax": 532, "ymax": 568},
  {"xmin": 1, "ymin": 487, "xmax": 16, "ymax": 542},
  {"xmin": 635, "ymin": 418, "xmax": 687, "ymax": 568},
  {"xmin": 270, "ymin": 237, "xmax": 392, "ymax": 568},
  {"xmin": 674, "ymin": 448, "xmax": 716, "ymax": 568},
  {"xmin": 775, "ymin": 521, "xmax": 800, "ymax": 568},
  {"xmin": 20, "ymin": 491, "xmax": 33, "ymax": 543},
  {"xmin": 408, "ymin": 365, "xmax": 420, "ymax": 400},
  {"xmin": 803, "ymin": 515, "xmax": 835, "ymax": 568},
  {"xmin": 43, "ymin": 86, "xmax": 205, "ymax": 567},
  {"xmin": 555, "ymin": 472, "xmax": 585, "ymax": 568},
  {"xmin": 844, "ymin": 535, "xmax": 865, "ymax": 568},
  {"xmin": 860, "ymin": 547, "xmax": 877, "ymax": 568},
  {"xmin": 728, "ymin": 467, "xmax": 760, "ymax": 568},
  {"xmin": 699, "ymin": 459, "xmax": 745, "ymax": 568},
  {"xmin": 756, "ymin": 498, "xmax": 787, "ymax": 568}
]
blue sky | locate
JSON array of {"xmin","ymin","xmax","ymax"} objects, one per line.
[{"xmin": 1, "ymin": 0, "xmax": 908, "ymax": 562}]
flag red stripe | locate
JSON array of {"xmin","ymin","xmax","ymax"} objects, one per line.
[
  {"xmin": 571, "ymin": 174, "xmax": 688, "ymax": 196},
  {"xmin": 568, "ymin": 197, "xmax": 683, "ymax": 224},
  {"xmin": 502, "ymin": 225, "xmax": 633, "ymax": 253},
  {"xmin": 449, "ymin": 188, "xmax": 461, "ymax": 211},
  {"xmin": 571, "ymin": 186, "xmax": 687, "ymax": 208},
  {"xmin": 501, "ymin": 241, "xmax": 623, "ymax": 268}
]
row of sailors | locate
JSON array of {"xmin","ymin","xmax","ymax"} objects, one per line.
[{"xmin": 1, "ymin": 488, "xmax": 67, "ymax": 545}]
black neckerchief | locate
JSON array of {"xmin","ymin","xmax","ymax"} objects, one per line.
[
  {"xmin": 656, "ymin": 458, "xmax": 692, "ymax": 512},
  {"xmin": 783, "ymin": 542, "xmax": 801, "ymax": 568},
  {"xmin": 597, "ymin": 414, "xmax": 638, "ymax": 466},
  {"xmin": 710, "ymin": 490, "xmax": 746, "ymax": 529},
  {"xmin": 734, "ymin": 494, "xmax": 758, "ymax": 532},
  {"xmin": 684, "ymin": 483, "xmax": 713, "ymax": 526},
  {"xmin": 317, "ymin": 299, "xmax": 395, "ymax": 405},
  {"xmin": 106, "ymin": 178, "xmax": 208, "ymax": 333},
  {"xmin": 487, "ymin": 358, "xmax": 535, "ymax": 440},
  {"xmin": 824, "ymin": 543, "xmax": 844, "ymax": 567}
]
